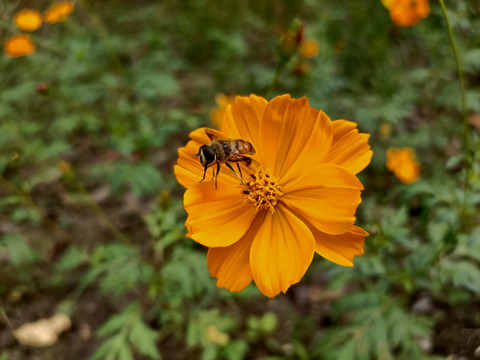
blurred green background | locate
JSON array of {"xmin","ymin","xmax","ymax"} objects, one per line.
[{"xmin": 1, "ymin": 0, "xmax": 480, "ymax": 359}]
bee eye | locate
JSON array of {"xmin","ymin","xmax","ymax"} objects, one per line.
[{"xmin": 198, "ymin": 145, "xmax": 216, "ymax": 166}]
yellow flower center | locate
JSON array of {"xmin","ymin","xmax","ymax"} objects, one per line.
[{"xmin": 242, "ymin": 168, "xmax": 282, "ymax": 214}]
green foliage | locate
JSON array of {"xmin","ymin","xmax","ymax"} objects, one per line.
[
  {"xmin": 246, "ymin": 312, "xmax": 278, "ymax": 342},
  {"xmin": 82, "ymin": 244, "xmax": 155, "ymax": 297},
  {"xmin": 186, "ymin": 309, "xmax": 236, "ymax": 360},
  {"xmin": 1, "ymin": 0, "xmax": 479, "ymax": 359},
  {"xmin": 0, "ymin": 233, "xmax": 37, "ymax": 266},
  {"xmin": 104, "ymin": 161, "xmax": 163, "ymax": 196},
  {"xmin": 93, "ymin": 302, "xmax": 161, "ymax": 360},
  {"xmin": 316, "ymin": 291, "xmax": 432, "ymax": 360},
  {"xmin": 160, "ymin": 247, "xmax": 214, "ymax": 305},
  {"xmin": 56, "ymin": 243, "xmax": 154, "ymax": 298}
]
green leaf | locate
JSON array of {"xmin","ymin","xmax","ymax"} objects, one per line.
[
  {"xmin": 56, "ymin": 246, "xmax": 89, "ymax": 272},
  {"xmin": 94, "ymin": 302, "xmax": 161, "ymax": 360},
  {"xmin": 92, "ymin": 337, "xmax": 117, "ymax": 360},
  {"xmin": 260, "ymin": 312, "xmax": 278, "ymax": 334},
  {"xmin": 130, "ymin": 162, "xmax": 162, "ymax": 196},
  {"xmin": 118, "ymin": 344, "xmax": 135, "ymax": 360},
  {"xmin": 129, "ymin": 319, "xmax": 161, "ymax": 359},
  {"xmin": 222, "ymin": 340, "xmax": 248, "ymax": 360},
  {"xmin": 463, "ymin": 48, "xmax": 480, "ymax": 73},
  {"xmin": 97, "ymin": 302, "xmax": 140, "ymax": 337},
  {"xmin": 292, "ymin": 340, "xmax": 309, "ymax": 360},
  {"xmin": 201, "ymin": 345, "xmax": 218, "ymax": 360},
  {"xmin": 439, "ymin": 260, "xmax": 480, "ymax": 293},
  {"xmin": 453, "ymin": 228, "xmax": 480, "ymax": 262},
  {"xmin": 318, "ymin": 291, "xmax": 432, "ymax": 360},
  {"xmin": 0, "ymin": 233, "xmax": 36, "ymax": 266},
  {"xmin": 79, "ymin": 244, "xmax": 153, "ymax": 297},
  {"xmin": 134, "ymin": 73, "xmax": 179, "ymax": 98}
]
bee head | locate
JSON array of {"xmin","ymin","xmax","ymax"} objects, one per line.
[{"xmin": 196, "ymin": 145, "xmax": 216, "ymax": 168}]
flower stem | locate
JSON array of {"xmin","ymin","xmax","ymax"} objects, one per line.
[
  {"xmin": 266, "ymin": 59, "xmax": 288, "ymax": 99},
  {"xmin": 438, "ymin": 0, "xmax": 471, "ymax": 224},
  {"xmin": 0, "ymin": 303, "xmax": 13, "ymax": 331},
  {"xmin": 68, "ymin": 171, "xmax": 131, "ymax": 245}
]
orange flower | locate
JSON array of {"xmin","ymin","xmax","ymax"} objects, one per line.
[
  {"xmin": 300, "ymin": 39, "xmax": 319, "ymax": 58},
  {"xmin": 44, "ymin": 1, "xmax": 75, "ymax": 24},
  {"xmin": 4, "ymin": 35, "xmax": 36, "ymax": 58},
  {"xmin": 293, "ymin": 61, "xmax": 312, "ymax": 75},
  {"xmin": 386, "ymin": 147, "xmax": 420, "ymax": 184},
  {"xmin": 210, "ymin": 94, "xmax": 235, "ymax": 130},
  {"xmin": 13, "ymin": 9, "xmax": 43, "ymax": 32},
  {"xmin": 382, "ymin": 0, "xmax": 430, "ymax": 27},
  {"xmin": 175, "ymin": 94, "xmax": 372, "ymax": 297},
  {"xmin": 279, "ymin": 22, "xmax": 304, "ymax": 58}
]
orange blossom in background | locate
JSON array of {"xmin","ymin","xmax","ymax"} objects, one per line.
[{"xmin": 382, "ymin": 0, "xmax": 430, "ymax": 27}]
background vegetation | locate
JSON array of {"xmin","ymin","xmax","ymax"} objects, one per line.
[{"xmin": 1, "ymin": 0, "xmax": 479, "ymax": 359}]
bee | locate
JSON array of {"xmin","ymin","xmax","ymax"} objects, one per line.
[{"xmin": 196, "ymin": 128, "xmax": 256, "ymax": 189}]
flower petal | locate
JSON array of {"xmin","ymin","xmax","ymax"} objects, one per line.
[
  {"xmin": 184, "ymin": 180, "xmax": 256, "ymax": 248},
  {"xmin": 222, "ymin": 95, "xmax": 268, "ymax": 155},
  {"xmin": 250, "ymin": 205, "xmax": 315, "ymax": 298},
  {"xmin": 258, "ymin": 95, "xmax": 333, "ymax": 179},
  {"xmin": 207, "ymin": 212, "xmax": 266, "ymax": 292},
  {"xmin": 282, "ymin": 163, "xmax": 363, "ymax": 235},
  {"xmin": 323, "ymin": 120, "xmax": 373, "ymax": 175},
  {"xmin": 313, "ymin": 225, "xmax": 367, "ymax": 266}
]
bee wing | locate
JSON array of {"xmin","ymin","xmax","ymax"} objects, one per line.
[{"xmin": 205, "ymin": 128, "xmax": 228, "ymax": 141}]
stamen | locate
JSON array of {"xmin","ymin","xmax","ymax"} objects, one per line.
[{"xmin": 242, "ymin": 167, "xmax": 282, "ymax": 214}]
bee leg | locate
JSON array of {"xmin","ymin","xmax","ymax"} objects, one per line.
[
  {"xmin": 225, "ymin": 163, "xmax": 247, "ymax": 189},
  {"xmin": 236, "ymin": 163, "xmax": 243, "ymax": 179},
  {"xmin": 214, "ymin": 162, "xmax": 220, "ymax": 189},
  {"xmin": 199, "ymin": 166, "xmax": 208, "ymax": 183}
]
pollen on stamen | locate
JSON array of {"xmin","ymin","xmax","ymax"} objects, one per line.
[{"xmin": 242, "ymin": 167, "xmax": 282, "ymax": 214}]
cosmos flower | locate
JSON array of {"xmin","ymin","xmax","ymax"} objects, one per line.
[
  {"xmin": 13, "ymin": 9, "xmax": 43, "ymax": 32},
  {"xmin": 210, "ymin": 93, "xmax": 235, "ymax": 130},
  {"xmin": 3, "ymin": 34, "xmax": 36, "ymax": 58},
  {"xmin": 279, "ymin": 22, "xmax": 303, "ymax": 58},
  {"xmin": 386, "ymin": 147, "xmax": 420, "ymax": 184},
  {"xmin": 44, "ymin": 1, "xmax": 75, "ymax": 24},
  {"xmin": 175, "ymin": 94, "xmax": 372, "ymax": 297},
  {"xmin": 382, "ymin": 0, "xmax": 430, "ymax": 27},
  {"xmin": 300, "ymin": 39, "xmax": 319, "ymax": 58},
  {"xmin": 293, "ymin": 61, "xmax": 312, "ymax": 76}
]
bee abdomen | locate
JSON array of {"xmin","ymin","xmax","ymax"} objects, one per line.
[{"xmin": 236, "ymin": 140, "xmax": 256, "ymax": 155}]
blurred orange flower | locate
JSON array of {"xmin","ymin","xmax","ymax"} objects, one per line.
[
  {"xmin": 293, "ymin": 61, "xmax": 312, "ymax": 75},
  {"xmin": 382, "ymin": 0, "xmax": 430, "ymax": 27},
  {"xmin": 279, "ymin": 22, "xmax": 304, "ymax": 58},
  {"xmin": 44, "ymin": 1, "xmax": 75, "ymax": 24},
  {"xmin": 210, "ymin": 93, "xmax": 234, "ymax": 130},
  {"xmin": 301, "ymin": 39, "xmax": 319, "ymax": 58},
  {"xmin": 386, "ymin": 147, "xmax": 420, "ymax": 183},
  {"xmin": 4, "ymin": 35, "xmax": 36, "ymax": 58},
  {"xmin": 175, "ymin": 94, "xmax": 372, "ymax": 297},
  {"xmin": 13, "ymin": 9, "xmax": 43, "ymax": 32}
]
